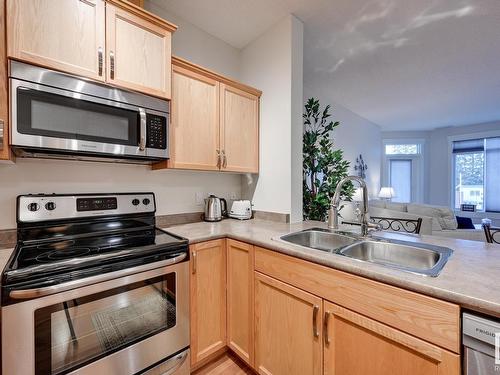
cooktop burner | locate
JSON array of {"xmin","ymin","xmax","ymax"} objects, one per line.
[{"xmin": 36, "ymin": 247, "xmax": 92, "ymax": 262}]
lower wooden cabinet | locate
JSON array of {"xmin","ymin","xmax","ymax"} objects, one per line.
[
  {"xmin": 189, "ymin": 240, "xmax": 461, "ymax": 375},
  {"xmin": 226, "ymin": 239, "xmax": 254, "ymax": 366},
  {"xmin": 190, "ymin": 240, "xmax": 227, "ymax": 367},
  {"xmin": 323, "ymin": 301, "xmax": 460, "ymax": 375},
  {"xmin": 254, "ymin": 272, "xmax": 323, "ymax": 375}
]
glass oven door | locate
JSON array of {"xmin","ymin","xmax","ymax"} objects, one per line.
[{"xmin": 32, "ymin": 265, "xmax": 188, "ymax": 375}]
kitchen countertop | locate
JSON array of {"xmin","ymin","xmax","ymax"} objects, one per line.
[
  {"xmin": 165, "ymin": 219, "xmax": 500, "ymax": 317},
  {"xmin": 1, "ymin": 219, "xmax": 498, "ymax": 317}
]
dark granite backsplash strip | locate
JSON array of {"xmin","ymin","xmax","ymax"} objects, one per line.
[
  {"xmin": 156, "ymin": 212, "xmax": 204, "ymax": 228},
  {"xmin": 0, "ymin": 229, "xmax": 17, "ymax": 248},
  {"xmin": 253, "ymin": 210, "xmax": 290, "ymax": 223}
]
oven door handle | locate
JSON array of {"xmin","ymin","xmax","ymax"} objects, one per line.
[
  {"xmin": 144, "ymin": 349, "xmax": 189, "ymax": 375},
  {"xmin": 139, "ymin": 108, "xmax": 147, "ymax": 151},
  {"xmin": 9, "ymin": 252, "xmax": 187, "ymax": 300}
]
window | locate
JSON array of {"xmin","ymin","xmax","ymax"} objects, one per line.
[
  {"xmin": 385, "ymin": 144, "xmax": 420, "ymax": 155},
  {"xmin": 383, "ymin": 140, "xmax": 424, "ymax": 203},
  {"xmin": 452, "ymin": 137, "xmax": 500, "ymax": 212},
  {"xmin": 390, "ymin": 160, "xmax": 412, "ymax": 203}
]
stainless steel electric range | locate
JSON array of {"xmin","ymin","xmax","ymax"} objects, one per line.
[{"xmin": 2, "ymin": 193, "xmax": 190, "ymax": 375}]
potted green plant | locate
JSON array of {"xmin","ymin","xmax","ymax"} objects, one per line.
[{"xmin": 303, "ymin": 98, "xmax": 354, "ymax": 221}]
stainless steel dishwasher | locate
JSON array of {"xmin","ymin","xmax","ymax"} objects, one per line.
[{"xmin": 463, "ymin": 312, "xmax": 500, "ymax": 375}]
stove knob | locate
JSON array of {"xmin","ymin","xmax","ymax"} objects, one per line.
[
  {"xmin": 132, "ymin": 199, "xmax": 140, "ymax": 206},
  {"xmin": 27, "ymin": 202, "xmax": 40, "ymax": 212},
  {"xmin": 143, "ymin": 198, "xmax": 151, "ymax": 205},
  {"xmin": 45, "ymin": 201, "xmax": 56, "ymax": 211}
]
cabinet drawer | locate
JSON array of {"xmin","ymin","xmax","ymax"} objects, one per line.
[{"xmin": 255, "ymin": 247, "xmax": 460, "ymax": 353}]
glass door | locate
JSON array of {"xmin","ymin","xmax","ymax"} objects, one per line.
[
  {"xmin": 16, "ymin": 87, "xmax": 140, "ymax": 146},
  {"xmin": 35, "ymin": 273, "xmax": 177, "ymax": 375}
]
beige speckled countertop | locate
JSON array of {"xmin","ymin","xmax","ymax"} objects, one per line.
[
  {"xmin": 165, "ymin": 219, "xmax": 500, "ymax": 317},
  {"xmin": 1, "ymin": 219, "xmax": 498, "ymax": 317}
]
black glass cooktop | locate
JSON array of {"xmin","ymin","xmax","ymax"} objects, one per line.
[{"xmin": 3, "ymin": 226, "xmax": 188, "ymax": 284}]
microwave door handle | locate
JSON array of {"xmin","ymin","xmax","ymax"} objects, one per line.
[{"xmin": 139, "ymin": 108, "xmax": 146, "ymax": 151}]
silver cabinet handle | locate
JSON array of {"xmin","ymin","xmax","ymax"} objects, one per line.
[
  {"xmin": 110, "ymin": 50, "xmax": 115, "ymax": 79},
  {"xmin": 222, "ymin": 150, "xmax": 227, "ymax": 168},
  {"xmin": 139, "ymin": 108, "xmax": 146, "ymax": 151},
  {"xmin": 98, "ymin": 47, "xmax": 103, "ymax": 76},
  {"xmin": 216, "ymin": 149, "xmax": 221, "ymax": 168},
  {"xmin": 313, "ymin": 305, "xmax": 320, "ymax": 338},
  {"xmin": 324, "ymin": 311, "xmax": 331, "ymax": 346},
  {"xmin": 192, "ymin": 251, "xmax": 197, "ymax": 274},
  {"xmin": 0, "ymin": 119, "xmax": 4, "ymax": 151}
]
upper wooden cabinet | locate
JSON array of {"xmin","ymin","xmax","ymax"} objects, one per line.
[
  {"xmin": 106, "ymin": 2, "xmax": 172, "ymax": 98},
  {"xmin": 168, "ymin": 64, "xmax": 220, "ymax": 170},
  {"xmin": 0, "ymin": 0, "xmax": 9, "ymax": 161},
  {"xmin": 7, "ymin": 0, "xmax": 106, "ymax": 82},
  {"xmin": 6, "ymin": 0, "xmax": 176, "ymax": 99},
  {"xmin": 154, "ymin": 57, "xmax": 261, "ymax": 173},
  {"xmin": 220, "ymin": 83, "xmax": 259, "ymax": 173}
]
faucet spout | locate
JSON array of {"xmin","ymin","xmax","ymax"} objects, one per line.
[{"xmin": 327, "ymin": 176, "xmax": 375, "ymax": 236}]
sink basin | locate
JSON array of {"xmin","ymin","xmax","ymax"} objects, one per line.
[
  {"xmin": 339, "ymin": 239, "xmax": 453, "ymax": 277},
  {"xmin": 280, "ymin": 228, "xmax": 358, "ymax": 252}
]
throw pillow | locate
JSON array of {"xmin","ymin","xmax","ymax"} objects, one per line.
[{"xmin": 456, "ymin": 216, "xmax": 475, "ymax": 229}]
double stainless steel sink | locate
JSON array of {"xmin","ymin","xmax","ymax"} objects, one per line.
[{"xmin": 279, "ymin": 228, "xmax": 453, "ymax": 277}]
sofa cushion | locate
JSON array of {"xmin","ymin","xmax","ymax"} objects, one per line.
[
  {"xmin": 406, "ymin": 203, "xmax": 458, "ymax": 230},
  {"xmin": 369, "ymin": 200, "xmax": 386, "ymax": 209},
  {"xmin": 456, "ymin": 216, "xmax": 475, "ymax": 229},
  {"xmin": 385, "ymin": 202, "xmax": 408, "ymax": 212}
]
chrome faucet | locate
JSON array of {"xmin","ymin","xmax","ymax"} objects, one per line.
[{"xmin": 328, "ymin": 176, "xmax": 379, "ymax": 236}]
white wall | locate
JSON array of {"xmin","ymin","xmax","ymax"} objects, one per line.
[
  {"xmin": 0, "ymin": 159, "xmax": 241, "ymax": 229},
  {"xmin": 0, "ymin": 4, "xmax": 244, "ymax": 230},
  {"xmin": 239, "ymin": 15, "xmax": 304, "ymax": 221},
  {"xmin": 303, "ymin": 83, "xmax": 382, "ymax": 198},
  {"xmin": 145, "ymin": 1, "xmax": 241, "ymax": 79}
]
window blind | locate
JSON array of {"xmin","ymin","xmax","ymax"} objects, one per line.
[
  {"xmin": 485, "ymin": 137, "xmax": 500, "ymax": 212},
  {"xmin": 452, "ymin": 138, "xmax": 484, "ymax": 153}
]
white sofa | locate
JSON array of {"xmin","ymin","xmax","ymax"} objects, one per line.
[{"xmin": 367, "ymin": 200, "xmax": 485, "ymax": 242}]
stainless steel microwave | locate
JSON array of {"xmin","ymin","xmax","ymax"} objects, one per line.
[{"xmin": 9, "ymin": 61, "xmax": 169, "ymax": 163}]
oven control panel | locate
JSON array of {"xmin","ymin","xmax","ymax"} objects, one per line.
[
  {"xmin": 77, "ymin": 197, "xmax": 118, "ymax": 212},
  {"xmin": 146, "ymin": 114, "xmax": 167, "ymax": 149},
  {"xmin": 18, "ymin": 193, "xmax": 156, "ymax": 222}
]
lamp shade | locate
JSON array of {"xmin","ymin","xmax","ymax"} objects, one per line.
[{"xmin": 378, "ymin": 187, "xmax": 396, "ymax": 199}]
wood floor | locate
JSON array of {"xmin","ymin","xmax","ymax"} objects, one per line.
[{"xmin": 192, "ymin": 352, "xmax": 254, "ymax": 375}]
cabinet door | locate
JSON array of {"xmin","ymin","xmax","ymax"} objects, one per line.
[
  {"xmin": 323, "ymin": 301, "xmax": 460, "ymax": 375},
  {"xmin": 190, "ymin": 240, "xmax": 227, "ymax": 367},
  {"xmin": 227, "ymin": 240, "xmax": 254, "ymax": 366},
  {"xmin": 220, "ymin": 83, "xmax": 259, "ymax": 173},
  {"xmin": 255, "ymin": 272, "xmax": 322, "ymax": 375},
  {"xmin": 0, "ymin": 0, "xmax": 10, "ymax": 160},
  {"xmin": 169, "ymin": 65, "xmax": 220, "ymax": 170},
  {"xmin": 106, "ymin": 3, "xmax": 171, "ymax": 98},
  {"xmin": 7, "ymin": 0, "xmax": 105, "ymax": 81}
]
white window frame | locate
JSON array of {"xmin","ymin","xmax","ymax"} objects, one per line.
[
  {"xmin": 382, "ymin": 139, "xmax": 425, "ymax": 203},
  {"xmin": 448, "ymin": 130, "xmax": 500, "ymax": 213}
]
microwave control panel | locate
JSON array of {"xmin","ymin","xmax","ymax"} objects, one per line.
[{"xmin": 146, "ymin": 114, "xmax": 167, "ymax": 149}]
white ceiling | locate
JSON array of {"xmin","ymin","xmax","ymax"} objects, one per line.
[{"xmin": 150, "ymin": 0, "xmax": 500, "ymax": 131}]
